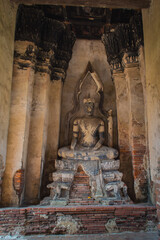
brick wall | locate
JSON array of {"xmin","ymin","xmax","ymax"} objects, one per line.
[{"xmin": 0, "ymin": 205, "xmax": 157, "ymax": 236}]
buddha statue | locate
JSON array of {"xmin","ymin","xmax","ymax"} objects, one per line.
[
  {"xmin": 41, "ymin": 69, "xmax": 130, "ymax": 207},
  {"xmin": 71, "ymin": 97, "xmax": 105, "ymax": 151},
  {"xmin": 58, "ymin": 97, "xmax": 118, "ymax": 160}
]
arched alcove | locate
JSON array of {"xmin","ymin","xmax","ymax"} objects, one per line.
[{"xmin": 59, "ymin": 39, "xmax": 118, "ymax": 149}]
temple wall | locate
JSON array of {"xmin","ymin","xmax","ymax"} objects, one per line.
[
  {"xmin": 1, "ymin": 1, "xmax": 160, "ymax": 208},
  {"xmin": 60, "ymin": 39, "xmax": 117, "ymax": 148},
  {"xmin": 142, "ymin": 0, "xmax": 160, "ymax": 203},
  {"xmin": 0, "ymin": 0, "xmax": 18, "ymax": 199}
]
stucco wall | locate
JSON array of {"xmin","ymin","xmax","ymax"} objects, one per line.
[
  {"xmin": 0, "ymin": 0, "xmax": 17, "ymax": 166},
  {"xmin": 60, "ymin": 39, "xmax": 117, "ymax": 148},
  {"xmin": 142, "ymin": 0, "xmax": 160, "ymax": 201}
]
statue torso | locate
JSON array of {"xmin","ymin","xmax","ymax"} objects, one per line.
[{"xmin": 76, "ymin": 117, "xmax": 103, "ymax": 148}]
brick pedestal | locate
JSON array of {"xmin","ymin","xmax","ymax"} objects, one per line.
[{"xmin": 0, "ymin": 205, "xmax": 157, "ymax": 236}]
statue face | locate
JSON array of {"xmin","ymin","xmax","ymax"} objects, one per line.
[{"xmin": 84, "ymin": 101, "xmax": 94, "ymax": 116}]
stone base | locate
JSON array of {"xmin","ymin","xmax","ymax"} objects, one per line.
[{"xmin": 43, "ymin": 156, "xmax": 130, "ymax": 206}]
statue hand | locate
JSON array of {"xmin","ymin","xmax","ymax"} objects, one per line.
[
  {"xmin": 70, "ymin": 137, "xmax": 77, "ymax": 150},
  {"xmin": 93, "ymin": 142, "xmax": 102, "ymax": 151},
  {"xmin": 70, "ymin": 144, "xmax": 75, "ymax": 150}
]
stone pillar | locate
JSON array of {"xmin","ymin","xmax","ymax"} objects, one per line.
[
  {"xmin": 48, "ymin": 81, "xmax": 63, "ymax": 159},
  {"xmin": 143, "ymin": 1, "xmax": 160, "ymax": 233},
  {"xmin": 1, "ymin": 41, "xmax": 36, "ymax": 206},
  {"xmin": 138, "ymin": 46, "xmax": 151, "ymax": 198},
  {"xmin": 23, "ymin": 17, "xmax": 68, "ymax": 205},
  {"xmin": 123, "ymin": 53, "xmax": 147, "ymax": 201},
  {"xmin": 24, "ymin": 70, "xmax": 50, "ymax": 205},
  {"xmin": 1, "ymin": 6, "xmax": 45, "ymax": 206},
  {"xmin": 1, "ymin": 5, "xmax": 76, "ymax": 206},
  {"xmin": 40, "ymin": 80, "xmax": 63, "ymax": 199},
  {"xmin": 113, "ymin": 69, "xmax": 135, "ymax": 200},
  {"xmin": 102, "ymin": 13, "xmax": 147, "ymax": 201},
  {"xmin": 0, "ymin": 0, "xmax": 18, "ymax": 202},
  {"xmin": 40, "ymin": 27, "xmax": 76, "ymax": 199}
]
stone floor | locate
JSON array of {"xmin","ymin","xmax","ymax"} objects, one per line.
[{"xmin": 0, "ymin": 232, "xmax": 159, "ymax": 240}]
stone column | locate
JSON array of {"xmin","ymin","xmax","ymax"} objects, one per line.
[
  {"xmin": 47, "ymin": 80, "xmax": 63, "ymax": 160},
  {"xmin": 112, "ymin": 68, "xmax": 135, "ymax": 200},
  {"xmin": 0, "ymin": 0, "xmax": 18, "ymax": 202},
  {"xmin": 102, "ymin": 13, "xmax": 147, "ymax": 201},
  {"xmin": 123, "ymin": 53, "xmax": 147, "ymax": 201},
  {"xmin": 1, "ymin": 41, "xmax": 36, "ymax": 206},
  {"xmin": 40, "ymin": 80, "xmax": 63, "ymax": 199},
  {"xmin": 40, "ymin": 27, "xmax": 76, "ymax": 199},
  {"xmin": 1, "ymin": 6, "xmax": 45, "ymax": 206},
  {"xmin": 23, "ymin": 17, "xmax": 67, "ymax": 205},
  {"xmin": 1, "ymin": 4, "xmax": 76, "ymax": 206},
  {"xmin": 24, "ymin": 68, "xmax": 50, "ymax": 205}
]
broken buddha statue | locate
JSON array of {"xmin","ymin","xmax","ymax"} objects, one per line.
[
  {"xmin": 58, "ymin": 97, "xmax": 118, "ymax": 160},
  {"xmin": 71, "ymin": 97, "xmax": 105, "ymax": 151}
]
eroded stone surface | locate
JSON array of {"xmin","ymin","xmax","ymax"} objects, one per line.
[
  {"xmin": 52, "ymin": 215, "xmax": 82, "ymax": 234},
  {"xmin": 105, "ymin": 218, "xmax": 119, "ymax": 233},
  {"xmin": 103, "ymin": 171, "xmax": 123, "ymax": 182},
  {"xmin": 101, "ymin": 160, "xmax": 120, "ymax": 171}
]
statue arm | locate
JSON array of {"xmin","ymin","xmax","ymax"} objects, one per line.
[
  {"xmin": 93, "ymin": 121, "xmax": 105, "ymax": 151},
  {"xmin": 70, "ymin": 119, "xmax": 79, "ymax": 150}
]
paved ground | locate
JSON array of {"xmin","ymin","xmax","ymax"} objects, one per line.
[{"xmin": 0, "ymin": 232, "xmax": 159, "ymax": 240}]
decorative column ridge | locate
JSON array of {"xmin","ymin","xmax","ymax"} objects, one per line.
[
  {"xmin": 14, "ymin": 5, "xmax": 76, "ymax": 82},
  {"xmin": 102, "ymin": 12, "xmax": 143, "ymax": 74},
  {"xmin": 102, "ymin": 30, "xmax": 122, "ymax": 73},
  {"xmin": 51, "ymin": 27, "xmax": 76, "ymax": 81},
  {"xmin": 14, "ymin": 44, "xmax": 37, "ymax": 70},
  {"xmin": 122, "ymin": 52, "xmax": 139, "ymax": 69},
  {"xmin": 14, "ymin": 5, "xmax": 44, "ymax": 71},
  {"xmin": 35, "ymin": 19, "xmax": 65, "ymax": 75}
]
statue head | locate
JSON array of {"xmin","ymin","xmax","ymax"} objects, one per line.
[{"xmin": 83, "ymin": 97, "xmax": 95, "ymax": 116}]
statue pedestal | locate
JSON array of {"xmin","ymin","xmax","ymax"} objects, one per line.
[{"xmin": 41, "ymin": 147, "xmax": 131, "ymax": 206}]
